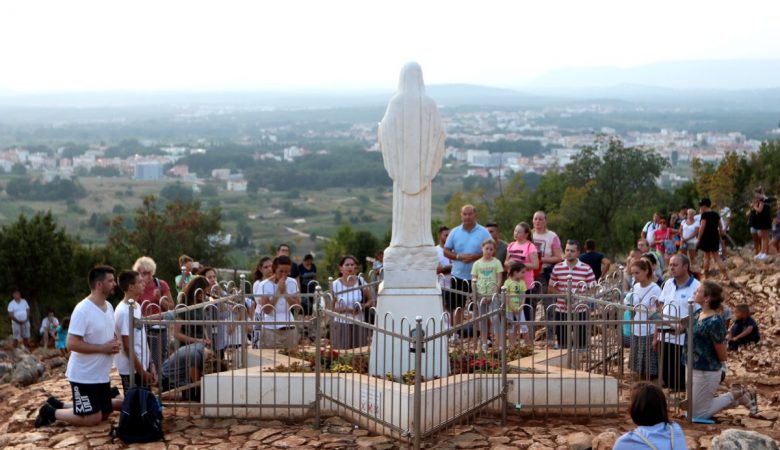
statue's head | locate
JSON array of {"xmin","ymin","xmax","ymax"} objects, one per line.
[{"xmin": 398, "ymin": 62, "xmax": 425, "ymax": 95}]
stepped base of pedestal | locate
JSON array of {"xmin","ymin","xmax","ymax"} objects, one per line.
[
  {"xmin": 202, "ymin": 351, "xmax": 620, "ymax": 434},
  {"xmin": 368, "ymin": 289, "xmax": 450, "ymax": 379}
]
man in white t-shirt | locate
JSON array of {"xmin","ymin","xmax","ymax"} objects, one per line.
[
  {"xmin": 656, "ymin": 254, "xmax": 700, "ymax": 392},
  {"xmin": 7, "ymin": 290, "xmax": 31, "ymax": 348},
  {"xmin": 35, "ymin": 266, "xmax": 122, "ymax": 428},
  {"xmin": 255, "ymin": 255, "xmax": 300, "ymax": 349},
  {"xmin": 642, "ymin": 212, "xmax": 662, "ymax": 246},
  {"xmin": 115, "ymin": 270, "xmax": 157, "ymax": 394}
]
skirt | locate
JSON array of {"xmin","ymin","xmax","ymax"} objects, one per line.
[
  {"xmin": 629, "ymin": 334, "xmax": 658, "ymax": 377},
  {"xmin": 331, "ymin": 322, "xmax": 369, "ymax": 349}
]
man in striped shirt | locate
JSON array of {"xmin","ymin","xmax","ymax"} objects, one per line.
[{"xmin": 549, "ymin": 240, "xmax": 596, "ymax": 349}]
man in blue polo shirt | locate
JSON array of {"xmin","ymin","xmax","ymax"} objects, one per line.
[
  {"xmin": 658, "ymin": 253, "xmax": 700, "ymax": 392},
  {"xmin": 443, "ymin": 204, "xmax": 491, "ymax": 326}
]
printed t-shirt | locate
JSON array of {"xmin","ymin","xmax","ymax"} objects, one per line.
[
  {"xmin": 533, "ymin": 230, "xmax": 561, "ymax": 268},
  {"xmin": 506, "ymin": 240, "xmax": 537, "ymax": 286},
  {"xmin": 503, "ymin": 278, "xmax": 526, "ymax": 312},
  {"xmin": 471, "ymin": 257, "xmax": 504, "ymax": 296}
]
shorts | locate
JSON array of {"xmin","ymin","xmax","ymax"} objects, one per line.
[
  {"xmin": 70, "ymin": 381, "xmax": 113, "ymax": 416},
  {"xmin": 446, "ymin": 277, "xmax": 472, "ymax": 311},
  {"xmin": 12, "ymin": 322, "xmax": 30, "ymax": 340}
]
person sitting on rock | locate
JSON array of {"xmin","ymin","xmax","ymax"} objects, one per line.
[
  {"xmin": 614, "ymin": 382, "xmax": 687, "ymax": 449},
  {"xmin": 726, "ymin": 304, "xmax": 760, "ymax": 351},
  {"xmin": 39, "ymin": 309, "xmax": 59, "ymax": 349}
]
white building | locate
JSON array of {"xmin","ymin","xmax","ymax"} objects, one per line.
[
  {"xmin": 134, "ymin": 161, "xmax": 164, "ymax": 180},
  {"xmin": 212, "ymin": 168, "xmax": 231, "ymax": 180},
  {"xmin": 226, "ymin": 179, "xmax": 248, "ymax": 192},
  {"xmin": 283, "ymin": 146, "xmax": 306, "ymax": 162}
]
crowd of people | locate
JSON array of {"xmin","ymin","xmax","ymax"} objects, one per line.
[
  {"xmin": 436, "ymin": 201, "xmax": 764, "ymax": 425},
  {"xmin": 8, "ymin": 190, "xmax": 773, "ymax": 432}
]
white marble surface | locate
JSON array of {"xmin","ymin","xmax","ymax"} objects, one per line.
[
  {"xmin": 379, "ymin": 61, "xmax": 446, "ymax": 288},
  {"xmin": 371, "ymin": 63, "xmax": 450, "ymax": 377}
]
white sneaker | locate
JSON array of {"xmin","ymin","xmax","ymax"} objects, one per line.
[{"xmin": 756, "ymin": 253, "xmax": 767, "ymax": 260}]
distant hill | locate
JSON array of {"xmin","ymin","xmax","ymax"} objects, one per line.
[
  {"xmin": 529, "ymin": 59, "xmax": 780, "ymax": 91},
  {"xmin": 2, "ymin": 75, "xmax": 780, "ymax": 112},
  {"xmin": 0, "ymin": 84, "xmax": 543, "ymax": 109}
]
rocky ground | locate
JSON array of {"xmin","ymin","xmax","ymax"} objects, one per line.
[{"xmin": 0, "ymin": 249, "xmax": 778, "ymax": 449}]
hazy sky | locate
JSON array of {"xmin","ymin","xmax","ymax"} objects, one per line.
[{"xmin": 2, "ymin": 0, "xmax": 779, "ymax": 92}]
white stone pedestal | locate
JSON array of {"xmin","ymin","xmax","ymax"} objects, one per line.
[{"xmin": 368, "ymin": 285, "xmax": 450, "ymax": 380}]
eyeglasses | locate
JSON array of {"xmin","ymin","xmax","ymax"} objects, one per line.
[{"xmin": 139, "ymin": 271, "xmax": 153, "ymax": 276}]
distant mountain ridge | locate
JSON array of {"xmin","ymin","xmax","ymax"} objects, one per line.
[
  {"xmin": 2, "ymin": 72, "xmax": 780, "ymax": 111},
  {"xmin": 528, "ymin": 59, "xmax": 780, "ymax": 91}
]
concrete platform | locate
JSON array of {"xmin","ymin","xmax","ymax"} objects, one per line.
[{"xmin": 202, "ymin": 347, "xmax": 619, "ymax": 437}]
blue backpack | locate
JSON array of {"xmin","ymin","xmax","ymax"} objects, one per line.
[{"xmin": 110, "ymin": 387, "xmax": 164, "ymax": 444}]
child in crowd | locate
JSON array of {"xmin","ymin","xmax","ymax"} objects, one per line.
[
  {"xmin": 727, "ymin": 304, "xmax": 760, "ymax": 351},
  {"xmin": 503, "ymin": 262, "xmax": 528, "ymax": 346},
  {"xmin": 55, "ymin": 317, "xmax": 69, "ymax": 355},
  {"xmin": 472, "ymin": 239, "xmax": 504, "ymax": 352}
]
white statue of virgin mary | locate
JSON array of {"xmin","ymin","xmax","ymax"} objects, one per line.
[{"xmin": 379, "ymin": 62, "xmax": 446, "ymax": 248}]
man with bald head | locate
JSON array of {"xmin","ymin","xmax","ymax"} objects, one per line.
[{"xmin": 443, "ymin": 205, "xmax": 491, "ymax": 326}]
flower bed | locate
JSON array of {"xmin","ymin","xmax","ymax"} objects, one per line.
[{"xmin": 266, "ymin": 344, "xmax": 537, "ymax": 381}]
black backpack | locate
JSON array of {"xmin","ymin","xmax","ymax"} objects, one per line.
[{"xmin": 110, "ymin": 387, "xmax": 164, "ymax": 444}]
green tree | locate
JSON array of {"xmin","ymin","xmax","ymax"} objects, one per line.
[
  {"xmin": 443, "ymin": 189, "xmax": 489, "ymax": 226},
  {"xmin": 11, "ymin": 163, "xmax": 27, "ymax": 175},
  {"xmin": 90, "ymin": 166, "xmax": 121, "ymax": 177},
  {"xmin": 107, "ymin": 196, "xmax": 228, "ymax": 283},
  {"xmin": 0, "ymin": 213, "xmax": 88, "ymax": 334},
  {"xmin": 493, "ymin": 173, "xmax": 532, "ymax": 233},
  {"xmin": 321, "ymin": 224, "xmax": 380, "ymax": 281},
  {"xmin": 561, "ymin": 139, "xmax": 667, "ymax": 253},
  {"xmin": 160, "ymin": 182, "xmax": 194, "ymax": 202},
  {"xmin": 235, "ymin": 216, "xmax": 252, "ymax": 249},
  {"xmin": 747, "ymin": 139, "xmax": 780, "ymax": 196},
  {"xmin": 5, "ymin": 177, "xmax": 87, "ymax": 201}
]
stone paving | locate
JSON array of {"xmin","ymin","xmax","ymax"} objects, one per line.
[{"xmin": 1, "ymin": 372, "xmax": 778, "ymax": 449}]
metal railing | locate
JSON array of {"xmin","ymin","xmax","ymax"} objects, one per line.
[{"xmin": 124, "ymin": 274, "xmax": 694, "ymax": 449}]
